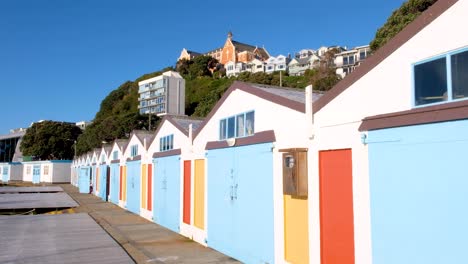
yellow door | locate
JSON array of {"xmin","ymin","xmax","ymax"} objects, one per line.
[
  {"xmin": 194, "ymin": 159, "xmax": 205, "ymax": 230},
  {"xmin": 284, "ymin": 195, "xmax": 309, "ymax": 263}
]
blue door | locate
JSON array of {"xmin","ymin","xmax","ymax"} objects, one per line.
[
  {"xmin": 126, "ymin": 161, "xmax": 141, "ymax": 214},
  {"xmin": 99, "ymin": 165, "xmax": 108, "ymax": 201},
  {"xmin": 110, "ymin": 163, "xmax": 120, "ymax": 205},
  {"xmin": 2, "ymin": 166, "xmax": 9, "ymax": 182},
  {"xmin": 92, "ymin": 166, "xmax": 96, "ymax": 195},
  {"xmin": 32, "ymin": 165, "xmax": 41, "ymax": 184},
  {"xmin": 207, "ymin": 143, "xmax": 274, "ymax": 264},
  {"xmin": 153, "ymin": 155, "xmax": 181, "ymax": 233},
  {"xmin": 79, "ymin": 167, "xmax": 91, "ymax": 193}
]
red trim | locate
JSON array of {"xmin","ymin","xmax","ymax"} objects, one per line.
[
  {"xmin": 152, "ymin": 149, "xmax": 181, "ymax": 158},
  {"xmin": 205, "ymin": 130, "xmax": 276, "ymax": 150},
  {"xmin": 359, "ymin": 99, "xmax": 468, "ymax": 131},
  {"xmin": 183, "ymin": 160, "xmax": 191, "ymax": 225},
  {"xmin": 147, "ymin": 164, "xmax": 152, "ymax": 211}
]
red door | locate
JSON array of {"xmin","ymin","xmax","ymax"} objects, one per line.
[
  {"xmin": 319, "ymin": 149, "xmax": 355, "ymax": 264},
  {"xmin": 147, "ymin": 164, "xmax": 152, "ymax": 211},
  {"xmin": 183, "ymin": 160, "xmax": 191, "ymax": 224}
]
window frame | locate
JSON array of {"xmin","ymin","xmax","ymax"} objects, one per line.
[
  {"xmin": 412, "ymin": 47, "xmax": 468, "ymax": 108},
  {"xmin": 219, "ymin": 110, "xmax": 255, "ymax": 140}
]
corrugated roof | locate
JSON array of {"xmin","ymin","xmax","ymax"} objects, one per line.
[
  {"xmin": 0, "ymin": 130, "xmax": 25, "ymax": 140},
  {"xmin": 250, "ymin": 83, "xmax": 324, "ymax": 104},
  {"xmin": 171, "ymin": 116, "xmax": 204, "ymax": 134},
  {"xmin": 0, "ymin": 213, "xmax": 134, "ymax": 264}
]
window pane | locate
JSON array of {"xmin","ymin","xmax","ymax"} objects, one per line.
[
  {"xmin": 236, "ymin": 114, "xmax": 245, "ymax": 137},
  {"xmin": 220, "ymin": 119, "xmax": 226, "ymax": 140},
  {"xmin": 160, "ymin": 138, "xmax": 163, "ymax": 151},
  {"xmin": 246, "ymin": 111, "xmax": 255, "ymax": 136},
  {"xmin": 414, "ymin": 57, "xmax": 447, "ymax": 105},
  {"xmin": 452, "ymin": 50, "xmax": 468, "ymax": 100},
  {"xmin": 227, "ymin": 117, "xmax": 235, "ymax": 138},
  {"xmin": 169, "ymin": 135, "xmax": 174, "ymax": 150}
]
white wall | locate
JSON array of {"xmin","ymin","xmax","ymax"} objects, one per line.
[
  {"xmin": 193, "ymin": 88, "xmax": 310, "ymax": 263},
  {"xmin": 309, "ymin": 2, "xmax": 468, "ymax": 264}
]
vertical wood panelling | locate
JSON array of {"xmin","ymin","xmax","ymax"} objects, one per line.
[
  {"xmin": 183, "ymin": 160, "xmax": 191, "ymax": 225},
  {"xmin": 194, "ymin": 159, "xmax": 205, "ymax": 230},
  {"xmin": 319, "ymin": 149, "xmax": 355, "ymax": 264},
  {"xmin": 96, "ymin": 167, "xmax": 100, "ymax": 192}
]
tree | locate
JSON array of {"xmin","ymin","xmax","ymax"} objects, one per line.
[
  {"xmin": 20, "ymin": 121, "xmax": 82, "ymax": 160},
  {"xmin": 370, "ymin": 0, "xmax": 437, "ymax": 51}
]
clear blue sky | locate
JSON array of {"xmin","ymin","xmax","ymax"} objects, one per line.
[{"xmin": 0, "ymin": 0, "xmax": 406, "ymax": 134}]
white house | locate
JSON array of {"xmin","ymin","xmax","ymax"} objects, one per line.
[
  {"xmin": 191, "ymin": 81, "xmax": 323, "ymax": 263},
  {"xmin": 307, "ymin": 1, "xmax": 466, "ymax": 263}
]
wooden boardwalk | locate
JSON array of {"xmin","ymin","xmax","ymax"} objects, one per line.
[{"xmin": 0, "ymin": 213, "xmax": 134, "ymax": 263}]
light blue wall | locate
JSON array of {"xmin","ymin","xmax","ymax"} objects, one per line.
[
  {"xmin": 79, "ymin": 166, "xmax": 91, "ymax": 193},
  {"xmin": 207, "ymin": 143, "xmax": 274, "ymax": 264},
  {"xmin": 109, "ymin": 163, "xmax": 120, "ymax": 205},
  {"xmin": 368, "ymin": 119, "xmax": 468, "ymax": 264},
  {"xmin": 153, "ymin": 155, "xmax": 181, "ymax": 233},
  {"xmin": 126, "ymin": 161, "xmax": 141, "ymax": 214}
]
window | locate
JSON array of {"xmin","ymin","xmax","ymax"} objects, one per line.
[
  {"xmin": 219, "ymin": 111, "xmax": 255, "ymax": 140},
  {"xmin": 343, "ymin": 56, "xmax": 348, "ymax": 65},
  {"xmin": 3, "ymin": 167, "xmax": 7, "ymax": 175},
  {"xmin": 112, "ymin": 151, "xmax": 118, "ymax": 160},
  {"xmin": 159, "ymin": 134, "xmax": 174, "ymax": 151},
  {"xmin": 43, "ymin": 165, "xmax": 49, "ymax": 176},
  {"xmin": 257, "ymin": 65, "xmax": 263, "ymax": 69},
  {"xmin": 359, "ymin": 51, "xmax": 367, "ymax": 60},
  {"xmin": 451, "ymin": 50, "xmax": 468, "ymax": 99},
  {"xmin": 26, "ymin": 166, "xmax": 31, "ymax": 175},
  {"xmin": 414, "ymin": 49, "xmax": 468, "ymax": 106},
  {"xmin": 101, "ymin": 154, "xmax": 105, "ymax": 163},
  {"xmin": 130, "ymin": 145, "xmax": 138, "ymax": 157}
]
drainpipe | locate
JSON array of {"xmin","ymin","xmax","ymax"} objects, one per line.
[
  {"xmin": 305, "ymin": 85, "xmax": 314, "ymax": 140},
  {"xmin": 188, "ymin": 124, "xmax": 193, "ymax": 152}
]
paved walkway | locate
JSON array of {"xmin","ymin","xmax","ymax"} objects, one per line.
[{"xmin": 60, "ymin": 184, "xmax": 239, "ymax": 264}]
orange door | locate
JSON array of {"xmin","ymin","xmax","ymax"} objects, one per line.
[
  {"xmin": 319, "ymin": 149, "xmax": 355, "ymax": 264},
  {"xmin": 147, "ymin": 164, "xmax": 152, "ymax": 211},
  {"xmin": 183, "ymin": 160, "xmax": 191, "ymax": 224}
]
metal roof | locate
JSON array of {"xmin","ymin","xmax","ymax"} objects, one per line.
[
  {"xmin": 0, "ymin": 213, "xmax": 134, "ymax": 264},
  {"xmin": 250, "ymin": 83, "xmax": 324, "ymax": 104},
  {"xmin": 0, "ymin": 186, "xmax": 63, "ymax": 194},
  {"xmin": 172, "ymin": 116, "xmax": 204, "ymax": 133},
  {"xmin": 0, "ymin": 131, "xmax": 25, "ymax": 140},
  {"xmin": 0, "ymin": 193, "xmax": 78, "ymax": 209}
]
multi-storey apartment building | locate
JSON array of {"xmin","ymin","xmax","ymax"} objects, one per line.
[
  {"xmin": 334, "ymin": 45, "xmax": 371, "ymax": 77},
  {"xmin": 138, "ymin": 71, "xmax": 185, "ymax": 116}
]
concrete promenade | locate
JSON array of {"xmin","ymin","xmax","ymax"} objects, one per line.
[{"xmin": 60, "ymin": 184, "xmax": 239, "ymax": 264}]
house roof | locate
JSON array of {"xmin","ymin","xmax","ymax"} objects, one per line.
[
  {"xmin": 193, "ymin": 81, "xmax": 324, "ymax": 139},
  {"xmin": 151, "ymin": 115, "xmax": 204, "ymax": 144},
  {"xmin": 171, "ymin": 116, "xmax": 204, "ymax": 135},
  {"xmin": 313, "ymin": 0, "xmax": 458, "ymax": 114},
  {"xmin": 232, "ymin": 40, "xmax": 269, "ymax": 59},
  {"xmin": 0, "ymin": 130, "xmax": 25, "ymax": 140},
  {"xmin": 130, "ymin": 130, "xmax": 154, "ymax": 150},
  {"xmin": 113, "ymin": 139, "xmax": 128, "ymax": 152}
]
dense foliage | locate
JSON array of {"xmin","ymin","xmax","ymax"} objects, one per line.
[
  {"xmin": 21, "ymin": 121, "xmax": 82, "ymax": 160},
  {"xmin": 370, "ymin": 0, "xmax": 437, "ymax": 51}
]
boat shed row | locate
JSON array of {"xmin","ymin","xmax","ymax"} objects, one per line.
[{"xmin": 72, "ymin": 1, "xmax": 468, "ymax": 263}]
